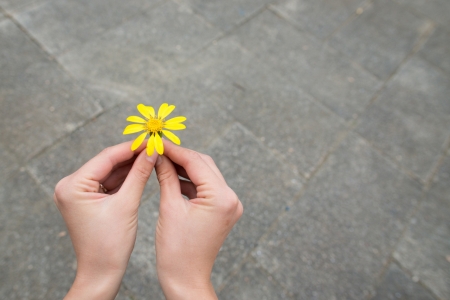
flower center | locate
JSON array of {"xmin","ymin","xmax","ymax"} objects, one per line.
[{"xmin": 146, "ymin": 118, "xmax": 163, "ymax": 133}]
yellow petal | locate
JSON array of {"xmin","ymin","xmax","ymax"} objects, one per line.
[
  {"xmin": 163, "ymin": 123, "xmax": 186, "ymax": 130},
  {"xmin": 164, "ymin": 116, "xmax": 186, "ymax": 124},
  {"xmin": 123, "ymin": 124, "xmax": 146, "ymax": 134},
  {"xmin": 155, "ymin": 133, "xmax": 164, "ymax": 155},
  {"xmin": 160, "ymin": 105, "xmax": 175, "ymax": 119},
  {"xmin": 162, "ymin": 130, "xmax": 180, "ymax": 145},
  {"xmin": 127, "ymin": 116, "xmax": 146, "ymax": 123},
  {"xmin": 147, "ymin": 106, "xmax": 155, "ymax": 118},
  {"xmin": 131, "ymin": 132, "xmax": 147, "ymax": 150},
  {"xmin": 146, "ymin": 134, "xmax": 155, "ymax": 156},
  {"xmin": 157, "ymin": 103, "xmax": 168, "ymax": 118},
  {"xmin": 137, "ymin": 104, "xmax": 151, "ymax": 119}
]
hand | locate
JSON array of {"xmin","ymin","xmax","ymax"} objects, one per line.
[
  {"xmin": 53, "ymin": 141, "xmax": 158, "ymax": 300},
  {"xmin": 154, "ymin": 141, "xmax": 243, "ymax": 300}
]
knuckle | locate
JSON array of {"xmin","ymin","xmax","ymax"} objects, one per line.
[
  {"xmin": 201, "ymin": 154, "xmax": 214, "ymax": 164},
  {"xmin": 222, "ymin": 188, "xmax": 240, "ymax": 213},
  {"xmin": 157, "ymin": 168, "xmax": 175, "ymax": 187},
  {"xmin": 54, "ymin": 177, "xmax": 69, "ymax": 204},
  {"xmin": 100, "ymin": 146, "xmax": 113, "ymax": 157},
  {"xmin": 133, "ymin": 164, "xmax": 152, "ymax": 183}
]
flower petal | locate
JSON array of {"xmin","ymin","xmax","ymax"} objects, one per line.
[
  {"xmin": 147, "ymin": 134, "xmax": 155, "ymax": 156},
  {"xmin": 127, "ymin": 116, "xmax": 146, "ymax": 123},
  {"xmin": 162, "ymin": 130, "xmax": 180, "ymax": 145},
  {"xmin": 155, "ymin": 133, "xmax": 164, "ymax": 155},
  {"xmin": 137, "ymin": 104, "xmax": 151, "ymax": 119},
  {"xmin": 147, "ymin": 106, "xmax": 155, "ymax": 118},
  {"xmin": 131, "ymin": 132, "xmax": 147, "ymax": 151},
  {"xmin": 164, "ymin": 116, "xmax": 186, "ymax": 124},
  {"xmin": 123, "ymin": 124, "xmax": 146, "ymax": 134},
  {"xmin": 157, "ymin": 103, "xmax": 168, "ymax": 118},
  {"xmin": 160, "ymin": 105, "xmax": 175, "ymax": 119},
  {"xmin": 163, "ymin": 123, "xmax": 186, "ymax": 130}
]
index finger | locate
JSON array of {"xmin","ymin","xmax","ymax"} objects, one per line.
[
  {"xmin": 163, "ymin": 141, "xmax": 221, "ymax": 186},
  {"xmin": 76, "ymin": 141, "xmax": 146, "ymax": 183}
]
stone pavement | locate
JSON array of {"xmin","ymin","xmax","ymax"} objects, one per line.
[{"xmin": 0, "ymin": 0, "xmax": 449, "ymax": 299}]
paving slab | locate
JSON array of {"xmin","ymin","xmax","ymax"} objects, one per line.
[
  {"xmin": 419, "ymin": 27, "xmax": 450, "ymax": 75},
  {"xmin": 330, "ymin": 0, "xmax": 429, "ymax": 79},
  {"xmin": 372, "ymin": 264, "xmax": 437, "ymax": 300},
  {"xmin": 27, "ymin": 103, "xmax": 159, "ymax": 198},
  {"xmin": 0, "ymin": 0, "xmax": 48, "ymax": 13},
  {"xmin": 393, "ymin": 193, "xmax": 450, "ymax": 300},
  {"xmin": 210, "ymin": 63, "xmax": 347, "ymax": 177},
  {"xmin": 0, "ymin": 20, "xmax": 102, "ymax": 161},
  {"xmin": 270, "ymin": 0, "xmax": 365, "ymax": 39},
  {"xmin": 0, "ymin": 170, "xmax": 75, "ymax": 299},
  {"xmin": 218, "ymin": 258, "xmax": 291, "ymax": 299},
  {"xmin": 175, "ymin": 0, "xmax": 272, "ymax": 31},
  {"xmin": 0, "ymin": 142, "xmax": 19, "ymax": 181},
  {"xmin": 252, "ymin": 133, "xmax": 422, "ymax": 299},
  {"xmin": 231, "ymin": 10, "xmax": 382, "ymax": 120},
  {"xmin": 59, "ymin": 1, "xmax": 220, "ymax": 90},
  {"xmin": 395, "ymin": 0, "xmax": 450, "ymax": 29},
  {"xmin": 15, "ymin": 0, "xmax": 163, "ymax": 55},
  {"xmin": 357, "ymin": 56, "xmax": 450, "ymax": 182},
  {"xmin": 429, "ymin": 152, "xmax": 450, "ymax": 200}
]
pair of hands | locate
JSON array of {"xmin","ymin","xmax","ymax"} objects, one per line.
[{"xmin": 53, "ymin": 140, "xmax": 243, "ymax": 299}]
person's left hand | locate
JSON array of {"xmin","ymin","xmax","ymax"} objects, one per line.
[{"xmin": 53, "ymin": 141, "xmax": 157, "ymax": 300}]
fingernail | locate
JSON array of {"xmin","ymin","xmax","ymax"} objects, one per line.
[
  {"xmin": 146, "ymin": 152, "xmax": 158, "ymax": 163},
  {"xmin": 155, "ymin": 155, "xmax": 162, "ymax": 166}
]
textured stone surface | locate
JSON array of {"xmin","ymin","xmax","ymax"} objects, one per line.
[
  {"xmin": 429, "ymin": 153, "xmax": 450, "ymax": 200},
  {"xmin": 271, "ymin": 0, "xmax": 365, "ymax": 39},
  {"xmin": 15, "ymin": 0, "xmax": 163, "ymax": 55},
  {"xmin": 206, "ymin": 123, "xmax": 303, "ymax": 288},
  {"xmin": 0, "ymin": 170, "xmax": 75, "ymax": 300},
  {"xmin": 253, "ymin": 134, "xmax": 422, "ymax": 299},
  {"xmin": 59, "ymin": 1, "xmax": 220, "ymax": 89},
  {"xmin": 357, "ymin": 57, "xmax": 450, "ymax": 181},
  {"xmin": 372, "ymin": 264, "xmax": 436, "ymax": 300},
  {"xmin": 419, "ymin": 27, "xmax": 450, "ymax": 75},
  {"xmin": 27, "ymin": 103, "xmax": 159, "ymax": 198},
  {"xmin": 0, "ymin": 20, "xmax": 102, "ymax": 161},
  {"xmin": 175, "ymin": 0, "xmax": 272, "ymax": 31},
  {"xmin": 218, "ymin": 259, "xmax": 291, "ymax": 299},
  {"xmin": 395, "ymin": 0, "xmax": 450, "ymax": 29},
  {"xmin": 393, "ymin": 193, "xmax": 450, "ymax": 300},
  {"xmin": 330, "ymin": 0, "xmax": 428, "ymax": 79},
  {"xmin": 0, "ymin": 0, "xmax": 48, "ymax": 13},
  {"xmin": 232, "ymin": 10, "xmax": 382, "ymax": 120},
  {"xmin": 0, "ymin": 142, "xmax": 19, "ymax": 180}
]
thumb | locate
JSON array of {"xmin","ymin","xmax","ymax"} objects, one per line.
[
  {"xmin": 155, "ymin": 155, "xmax": 182, "ymax": 206},
  {"xmin": 119, "ymin": 150, "xmax": 158, "ymax": 203}
]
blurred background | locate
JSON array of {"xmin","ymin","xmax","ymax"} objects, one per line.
[{"xmin": 0, "ymin": 0, "xmax": 449, "ymax": 299}]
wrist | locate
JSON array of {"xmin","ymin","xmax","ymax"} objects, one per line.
[{"xmin": 65, "ymin": 269, "xmax": 124, "ymax": 300}]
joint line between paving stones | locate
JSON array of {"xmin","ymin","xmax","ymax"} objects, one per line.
[{"xmin": 423, "ymin": 134, "xmax": 450, "ymax": 191}]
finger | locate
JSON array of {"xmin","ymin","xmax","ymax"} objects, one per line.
[
  {"xmin": 101, "ymin": 163, "xmax": 133, "ymax": 191},
  {"xmin": 118, "ymin": 150, "xmax": 158, "ymax": 204},
  {"xmin": 197, "ymin": 153, "xmax": 226, "ymax": 184},
  {"xmin": 77, "ymin": 141, "xmax": 146, "ymax": 183},
  {"xmin": 162, "ymin": 140, "xmax": 221, "ymax": 186},
  {"xmin": 155, "ymin": 155, "xmax": 183, "ymax": 207},
  {"xmin": 173, "ymin": 163, "xmax": 190, "ymax": 180},
  {"xmin": 179, "ymin": 179, "xmax": 197, "ymax": 199}
]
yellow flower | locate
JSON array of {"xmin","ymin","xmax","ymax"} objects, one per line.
[{"xmin": 123, "ymin": 103, "xmax": 186, "ymax": 155}]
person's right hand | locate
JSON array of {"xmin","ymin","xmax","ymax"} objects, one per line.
[{"xmin": 154, "ymin": 141, "xmax": 243, "ymax": 300}]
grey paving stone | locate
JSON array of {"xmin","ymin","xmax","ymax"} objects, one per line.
[
  {"xmin": 271, "ymin": 0, "xmax": 365, "ymax": 39},
  {"xmin": 0, "ymin": 170, "xmax": 75, "ymax": 299},
  {"xmin": 175, "ymin": 0, "xmax": 272, "ymax": 31},
  {"xmin": 15, "ymin": 0, "xmax": 163, "ymax": 55},
  {"xmin": 218, "ymin": 259, "xmax": 291, "ymax": 300},
  {"xmin": 27, "ymin": 103, "xmax": 160, "ymax": 198},
  {"xmin": 59, "ymin": 1, "xmax": 220, "ymax": 90},
  {"xmin": 0, "ymin": 142, "xmax": 19, "ymax": 180},
  {"xmin": 395, "ymin": 0, "xmax": 450, "ymax": 29},
  {"xmin": 330, "ymin": 0, "xmax": 429, "ymax": 79},
  {"xmin": 419, "ymin": 27, "xmax": 450, "ymax": 75},
  {"xmin": 357, "ymin": 56, "xmax": 450, "ymax": 181},
  {"xmin": 0, "ymin": 0, "xmax": 47, "ymax": 13},
  {"xmin": 429, "ymin": 154, "xmax": 450, "ymax": 200},
  {"xmin": 253, "ymin": 133, "xmax": 422, "ymax": 299},
  {"xmin": 122, "ymin": 195, "xmax": 165, "ymax": 300},
  {"xmin": 372, "ymin": 264, "xmax": 436, "ymax": 300},
  {"xmin": 231, "ymin": 10, "xmax": 382, "ymax": 120},
  {"xmin": 205, "ymin": 123, "xmax": 303, "ymax": 288},
  {"xmin": 0, "ymin": 20, "xmax": 102, "ymax": 161},
  {"xmin": 393, "ymin": 193, "xmax": 450, "ymax": 300},
  {"xmin": 210, "ymin": 63, "xmax": 347, "ymax": 177}
]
